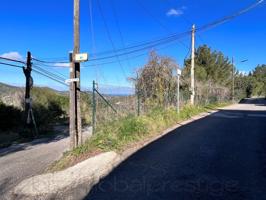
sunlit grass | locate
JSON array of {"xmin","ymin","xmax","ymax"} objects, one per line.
[{"xmin": 48, "ymin": 102, "xmax": 230, "ymax": 172}]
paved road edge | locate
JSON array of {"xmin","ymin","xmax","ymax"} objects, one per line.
[{"xmin": 12, "ymin": 109, "xmax": 222, "ymax": 200}]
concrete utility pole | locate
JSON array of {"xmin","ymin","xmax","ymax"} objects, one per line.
[
  {"xmin": 232, "ymin": 57, "xmax": 235, "ymax": 102},
  {"xmin": 190, "ymin": 24, "xmax": 195, "ymax": 105},
  {"xmin": 70, "ymin": 0, "xmax": 82, "ymax": 149}
]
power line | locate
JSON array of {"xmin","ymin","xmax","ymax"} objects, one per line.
[
  {"xmin": 183, "ymin": 40, "xmax": 192, "ymax": 61},
  {"xmin": 87, "ymin": 31, "xmax": 191, "ymax": 61},
  {"xmin": 91, "ymin": 31, "xmax": 189, "ymax": 57},
  {"xmin": 83, "ymin": 38, "xmax": 183, "ymax": 67},
  {"xmin": 32, "ymin": 57, "xmax": 68, "ymax": 64},
  {"xmin": 134, "ymin": 0, "xmax": 189, "ymax": 49},
  {"xmin": 0, "ymin": 61, "xmax": 68, "ymax": 86},
  {"xmin": 110, "ymin": 0, "xmax": 132, "ymax": 69},
  {"xmin": 88, "ymin": 0, "xmax": 108, "ymax": 85},
  {"xmin": 33, "ymin": 63, "xmax": 68, "ymax": 79},
  {"xmin": 90, "ymin": 0, "xmax": 263, "ymax": 61},
  {"xmin": 0, "ymin": 61, "xmax": 23, "ymax": 69},
  {"xmin": 33, "ymin": 64, "xmax": 67, "ymax": 81},
  {"xmin": 32, "ymin": 0, "xmax": 263, "ymax": 63},
  {"xmin": 0, "ymin": 57, "xmax": 68, "ymax": 88},
  {"xmin": 96, "ymin": 0, "xmax": 127, "ymax": 78},
  {"xmin": 0, "ymin": 56, "xmax": 26, "ymax": 64},
  {"xmin": 33, "ymin": 30, "xmax": 191, "ymax": 64},
  {"xmin": 83, "ymin": 52, "xmax": 147, "ymax": 67},
  {"xmin": 32, "ymin": 30, "xmax": 189, "ymax": 65},
  {"xmin": 162, "ymin": 0, "xmax": 205, "ymax": 44},
  {"xmin": 34, "ymin": 56, "xmax": 68, "ymax": 61},
  {"xmin": 32, "ymin": 68, "xmax": 69, "ymax": 87},
  {"xmin": 196, "ymin": 0, "xmax": 265, "ymax": 32}
]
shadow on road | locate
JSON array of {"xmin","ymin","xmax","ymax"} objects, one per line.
[
  {"xmin": 0, "ymin": 125, "xmax": 92, "ymax": 157},
  {"xmin": 0, "ymin": 133, "xmax": 69, "ymax": 157},
  {"xmin": 239, "ymin": 98, "xmax": 266, "ymax": 106},
  {"xmin": 84, "ymin": 104, "xmax": 266, "ymax": 200}
]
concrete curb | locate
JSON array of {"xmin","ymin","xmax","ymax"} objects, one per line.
[
  {"xmin": 12, "ymin": 152, "xmax": 120, "ymax": 200},
  {"xmin": 12, "ymin": 109, "xmax": 220, "ymax": 200}
]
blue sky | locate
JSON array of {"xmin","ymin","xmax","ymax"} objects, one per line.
[{"xmin": 0, "ymin": 0, "xmax": 265, "ymax": 91}]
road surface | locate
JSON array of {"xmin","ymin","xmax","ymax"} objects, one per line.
[
  {"xmin": 0, "ymin": 126, "xmax": 91, "ymax": 199},
  {"xmin": 86, "ymin": 98, "xmax": 266, "ymax": 200}
]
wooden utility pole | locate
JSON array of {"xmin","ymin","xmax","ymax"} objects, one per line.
[
  {"xmin": 232, "ymin": 57, "xmax": 235, "ymax": 102},
  {"xmin": 70, "ymin": 0, "xmax": 82, "ymax": 149},
  {"xmin": 23, "ymin": 51, "xmax": 38, "ymax": 136},
  {"xmin": 24, "ymin": 51, "xmax": 32, "ymax": 124},
  {"xmin": 190, "ymin": 24, "xmax": 195, "ymax": 105}
]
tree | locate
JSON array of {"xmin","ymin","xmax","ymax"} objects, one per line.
[
  {"xmin": 136, "ymin": 51, "xmax": 178, "ymax": 106},
  {"xmin": 246, "ymin": 83, "xmax": 253, "ymax": 98},
  {"xmin": 182, "ymin": 45, "xmax": 232, "ymax": 103},
  {"xmin": 251, "ymin": 65, "xmax": 266, "ymax": 97}
]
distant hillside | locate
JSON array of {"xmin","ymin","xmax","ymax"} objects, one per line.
[
  {"xmin": 0, "ymin": 83, "xmax": 24, "ymax": 108},
  {"xmin": 0, "ymin": 83, "xmax": 68, "ymax": 109},
  {"xmin": 0, "ymin": 83, "xmax": 94, "ymax": 124}
]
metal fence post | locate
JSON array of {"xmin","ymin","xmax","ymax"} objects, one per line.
[
  {"xmin": 137, "ymin": 91, "xmax": 140, "ymax": 116},
  {"xmin": 177, "ymin": 68, "xmax": 182, "ymax": 115},
  {"xmin": 136, "ymin": 73, "xmax": 140, "ymax": 116},
  {"xmin": 92, "ymin": 81, "xmax": 96, "ymax": 134}
]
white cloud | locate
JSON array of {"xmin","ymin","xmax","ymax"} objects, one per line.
[
  {"xmin": 166, "ymin": 8, "xmax": 184, "ymax": 17},
  {"xmin": 0, "ymin": 51, "xmax": 24, "ymax": 61},
  {"xmin": 53, "ymin": 63, "xmax": 70, "ymax": 68}
]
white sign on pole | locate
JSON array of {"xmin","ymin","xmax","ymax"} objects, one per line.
[
  {"xmin": 65, "ymin": 78, "xmax": 80, "ymax": 84},
  {"xmin": 75, "ymin": 53, "xmax": 88, "ymax": 62},
  {"xmin": 177, "ymin": 69, "xmax": 182, "ymax": 76}
]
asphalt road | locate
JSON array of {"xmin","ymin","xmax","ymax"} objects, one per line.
[
  {"xmin": 0, "ymin": 126, "xmax": 91, "ymax": 199},
  {"xmin": 87, "ymin": 98, "xmax": 266, "ymax": 200}
]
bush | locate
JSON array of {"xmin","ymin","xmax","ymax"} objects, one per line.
[
  {"xmin": 246, "ymin": 84, "xmax": 253, "ymax": 98},
  {"xmin": 0, "ymin": 101, "xmax": 23, "ymax": 131},
  {"xmin": 33, "ymin": 100, "xmax": 66, "ymax": 132},
  {"xmin": 118, "ymin": 116, "xmax": 148, "ymax": 141},
  {"xmin": 0, "ymin": 99, "xmax": 66, "ymax": 136}
]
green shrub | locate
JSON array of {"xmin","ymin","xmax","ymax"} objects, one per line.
[
  {"xmin": 89, "ymin": 116, "xmax": 149, "ymax": 151},
  {"xmin": 33, "ymin": 100, "xmax": 66, "ymax": 132},
  {"xmin": 118, "ymin": 116, "xmax": 148, "ymax": 139},
  {"xmin": 0, "ymin": 101, "xmax": 23, "ymax": 131}
]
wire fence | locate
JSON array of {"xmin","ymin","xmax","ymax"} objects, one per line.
[
  {"xmin": 92, "ymin": 82, "xmax": 187, "ymax": 131},
  {"xmin": 88, "ymin": 79, "xmax": 231, "ymax": 133}
]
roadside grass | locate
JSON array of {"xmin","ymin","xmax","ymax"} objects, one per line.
[{"xmin": 48, "ymin": 102, "xmax": 230, "ymax": 172}]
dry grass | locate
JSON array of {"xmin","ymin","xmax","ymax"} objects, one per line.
[{"xmin": 47, "ymin": 102, "xmax": 230, "ymax": 172}]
